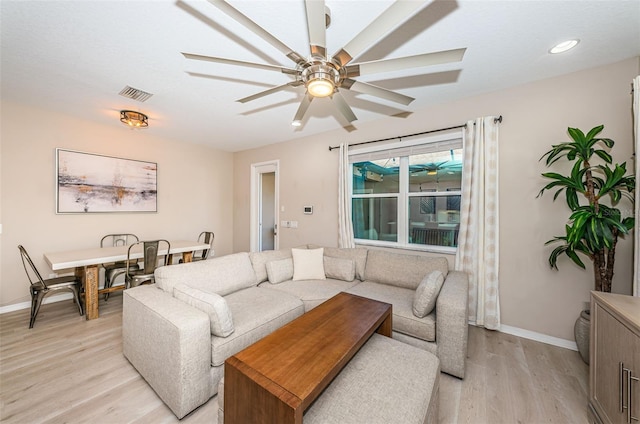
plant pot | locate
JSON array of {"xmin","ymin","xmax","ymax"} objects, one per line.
[{"xmin": 574, "ymin": 309, "xmax": 590, "ymax": 364}]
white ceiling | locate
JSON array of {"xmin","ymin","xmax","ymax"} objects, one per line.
[{"xmin": 1, "ymin": 0, "xmax": 639, "ymax": 152}]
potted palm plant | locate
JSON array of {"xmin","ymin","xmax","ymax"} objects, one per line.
[{"xmin": 538, "ymin": 125, "xmax": 635, "ymax": 364}]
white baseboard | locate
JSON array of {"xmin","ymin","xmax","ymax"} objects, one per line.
[
  {"xmin": 498, "ymin": 324, "xmax": 578, "ymax": 351},
  {"xmin": 0, "ymin": 292, "xmax": 74, "ymax": 314}
]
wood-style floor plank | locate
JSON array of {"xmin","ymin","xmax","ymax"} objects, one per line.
[{"xmin": 0, "ymin": 293, "xmax": 589, "ymax": 423}]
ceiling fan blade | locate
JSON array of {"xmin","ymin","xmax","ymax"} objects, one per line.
[
  {"xmin": 293, "ymin": 93, "xmax": 314, "ymax": 124},
  {"xmin": 342, "ymin": 79, "xmax": 414, "ymax": 106},
  {"xmin": 182, "ymin": 53, "xmax": 299, "ymax": 75},
  {"xmin": 332, "ymin": 91, "xmax": 358, "ymax": 123},
  {"xmin": 206, "ymin": 0, "xmax": 306, "ymax": 65},
  {"xmin": 238, "ymin": 81, "xmax": 303, "ymax": 104},
  {"xmin": 332, "ymin": 0, "xmax": 431, "ymax": 68},
  {"xmin": 305, "ymin": 0, "xmax": 326, "ymax": 58},
  {"xmin": 346, "ymin": 48, "xmax": 467, "ymax": 77}
]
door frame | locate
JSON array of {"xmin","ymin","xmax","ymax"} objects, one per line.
[{"xmin": 250, "ymin": 160, "xmax": 279, "ymax": 252}]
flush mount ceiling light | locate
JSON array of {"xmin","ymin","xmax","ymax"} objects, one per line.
[
  {"xmin": 549, "ymin": 39, "xmax": 579, "ymax": 54},
  {"xmin": 120, "ymin": 110, "xmax": 148, "ymax": 128}
]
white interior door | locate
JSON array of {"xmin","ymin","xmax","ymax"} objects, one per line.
[
  {"xmin": 260, "ymin": 172, "xmax": 276, "ymax": 251},
  {"xmin": 251, "ymin": 161, "xmax": 279, "ymax": 252}
]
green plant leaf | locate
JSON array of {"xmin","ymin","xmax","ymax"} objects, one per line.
[
  {"xmin": 594, "ymin": 149, "xmax": 612, "ymax": 164},
  {"xmin": 568, "ymin": 127, "xmax": 586, "ymax": 143},
  {"xmin": 622, "ymin": 217, "xmax": 635, "ymax": 232},
  {"xmin": 585, "ymin": 125, "xmax": 604, "ymax": 140}
]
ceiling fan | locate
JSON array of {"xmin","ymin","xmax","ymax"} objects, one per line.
[{"xmin": 182, "ymin": 0, "xmax": 466, "ymax": 127}]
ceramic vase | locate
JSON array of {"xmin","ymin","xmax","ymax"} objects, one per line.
[{"xmin": 574, "ymin": 309, "xmax": 590, "ymax": 364}]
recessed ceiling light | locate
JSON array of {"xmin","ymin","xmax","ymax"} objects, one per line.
[
  {"xmin": 549, "ymin": 39, "xmax": 579, "ymax": 54},
  {"xmin": 291, "ymin": 120, "xmax": 302, "ymax": 127}
]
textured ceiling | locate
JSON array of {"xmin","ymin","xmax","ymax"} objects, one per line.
[{"xmin": 1, "ymin": 0, "xmax": 639, "ymax": 152}]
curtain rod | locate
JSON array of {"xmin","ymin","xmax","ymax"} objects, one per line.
[{"xmin": 328, "ymin": 115, "xmax": 502, "ymax": 151}]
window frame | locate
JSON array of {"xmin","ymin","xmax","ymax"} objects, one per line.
[{"xmin": 349, "ymin": 131, "xmax": 464, "ymax": 254}]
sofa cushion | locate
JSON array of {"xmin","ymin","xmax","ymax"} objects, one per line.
[
  {"xmin": 305, "ymin": 333, "xmax": 439, "ymax": 424},
  {"xmin": 211, "ymin": 287, "xmax": 304, "ymax": 366},
  {"xmin": 323, "ymin": 256, "xmax": 355, "ymax": 282},
  {"xmin": 173, "ymin": 284, "xmax": 234, "ymax": 337},
  {"xmin": 413, "ymin": 271, "xmax": 445, "ymax": 318},
  {"xmin": 249, "ymin": 249, "xmax": 292, "ymax": 284},
  {"xmin": 322, "ymin": 247, "xmax": 368, "ymax": 281},
  {"xmin": 364, "ymin": 250, "xmax": 449, "ymax": 290},
  {"xmin": 260, "ymin": 278, "xmax": 359, "ymax": 311},
  {"xmin": 266, "ymin": 258, "xmax": 294, "ymax": 284},
  {"xmin": 155, "ymin": 252, "xmax": 257, "ymax": 296},
  {"xmin": 292, "ymin": 248, "xmax": 326, "ymax": 281},
  {"xmin": 347, "ymin": 281, "xmax": 435, "ymax": 342}
]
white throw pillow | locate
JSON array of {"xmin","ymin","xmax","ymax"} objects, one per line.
[
  {"xmin": 173, "ymin": 283, "xmax": 234, "ymax": 337},
  {"xmin": 292, "ymin": 248, "xmax": 326, "ymax": 281},
  {"xmin": 266, "ymin": 257, "xmax": 294, "ymax": 284},
  {"xmin": 323, "ymin": 256, "xmax": 356, "ymax": 282},
  {"xmin": 413, "ymin": 270, "xmax": 445, "ymax": 318}
]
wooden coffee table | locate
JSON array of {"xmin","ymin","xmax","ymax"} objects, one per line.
[{"xmin": 224, "ymin": 292, "xmax": 392, "ymax": 424}]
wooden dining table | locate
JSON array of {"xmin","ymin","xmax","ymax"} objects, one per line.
[{"xmin": 43, "ymin": 239, "xmax": 210, "ymax": 320}]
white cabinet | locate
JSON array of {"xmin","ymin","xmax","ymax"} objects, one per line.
[{"xmin": 590, "ymin": 292, "xmax": 640, "ymax": 424}]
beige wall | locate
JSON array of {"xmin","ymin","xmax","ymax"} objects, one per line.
[
  {"xmin": 0, "ymin": 101, "xmax": 234, "ymax": 307},
  {"xmin": 234, "ymin": 57, "xmax": 640, "ymax": 341}
]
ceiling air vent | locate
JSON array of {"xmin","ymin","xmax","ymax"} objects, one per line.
[{"xmin": 118, "ymin": 86, "xmax": 153, "ymax": 102}]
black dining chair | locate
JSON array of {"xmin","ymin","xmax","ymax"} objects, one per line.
[
  {"xmin": 125, "ymin": 239, "xmax": 171, "ymax": 288},
  {"xmin": 179, "ymin": 231, "xmax": 215, "ymax": 263},
  {"xmin": 101, "ymin": 233, "xmax": 140, "ymax": 301},
  {"xmin": 18, "ymin": 245, "xmax": 84, "ymax": 328}
]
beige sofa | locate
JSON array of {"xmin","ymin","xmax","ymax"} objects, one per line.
[{"xmin": 122, "ymin": 246, "xmax": 468, "ymax": 419}]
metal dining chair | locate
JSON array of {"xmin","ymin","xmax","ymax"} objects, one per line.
[
  {"xmin": 125, "ymin": 239, "xmax": 171, "ymax": 289},
  {"xmin": 179, "ymin": 231, "xmax": 215, "ymax": 263},
  {"xmin": 18, "ymin": 245, "xmax": 84, "ymax": 328},
  {"xmin": 101, "ymin": 233, "xmax": 139, "ymax": 301}
]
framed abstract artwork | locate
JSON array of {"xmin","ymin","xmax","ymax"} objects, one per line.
[{"xmin": 56, "ymin": 149, "xmax": 157, "ymax": 213}]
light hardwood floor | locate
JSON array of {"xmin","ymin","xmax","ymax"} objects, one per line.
[{"xmin": 0, "ymin": 293, "xmax": 589, "ymax": 424}]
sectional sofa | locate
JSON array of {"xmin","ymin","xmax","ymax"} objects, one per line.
[{"xmin": 122, "ymin": 246, "xmax": 469, "ymax": 419}]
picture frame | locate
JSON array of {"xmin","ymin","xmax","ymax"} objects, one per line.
[{"xmin": 56, "ymin": 148, "xmax": 157, "ymax": 214}]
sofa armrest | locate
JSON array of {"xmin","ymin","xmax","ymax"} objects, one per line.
[
  {"xmin": 435, "ymin": 270, "xmax": 469, "ymax": 378},
  {"xmin": 123, "ymin": 285, "xmax": 212, "ymax": 419}
]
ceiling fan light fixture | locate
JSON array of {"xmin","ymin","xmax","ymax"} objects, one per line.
[
  {"xmin": 302, "ymin": 63, "xmax": 339, "ymax": 98},
  {"xmin": 307, "ymin": 78, "xmax": 334, "ymax": 97},
  {"xmin": 120, "ymin": 110, "xmax": 148, "ymax": 128}
]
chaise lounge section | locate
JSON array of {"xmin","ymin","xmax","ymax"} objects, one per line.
[{"xmin": 122, "ymin": 246, "xmax": 468, "ymax": 419}]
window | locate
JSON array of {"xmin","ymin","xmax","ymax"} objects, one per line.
[{"xmin": 350, "ymin": 132, "xmax": 463, "ymax": 252}]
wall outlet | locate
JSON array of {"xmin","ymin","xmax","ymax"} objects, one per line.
[{"xmin": 290, "ymin": 221, "xmax": 298, "ymax": 229}]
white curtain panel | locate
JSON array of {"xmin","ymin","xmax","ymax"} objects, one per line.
[
  {"xmin": 338, "ymin": 143, "xmax": 355, "ymax": 248},
  {"xmin": 455, "ymin": 116, "xmax": 501, "ymax": 329},
  {"xmin": 633, "ymin": 76, "xmax": 639, "ymax": 297}
]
